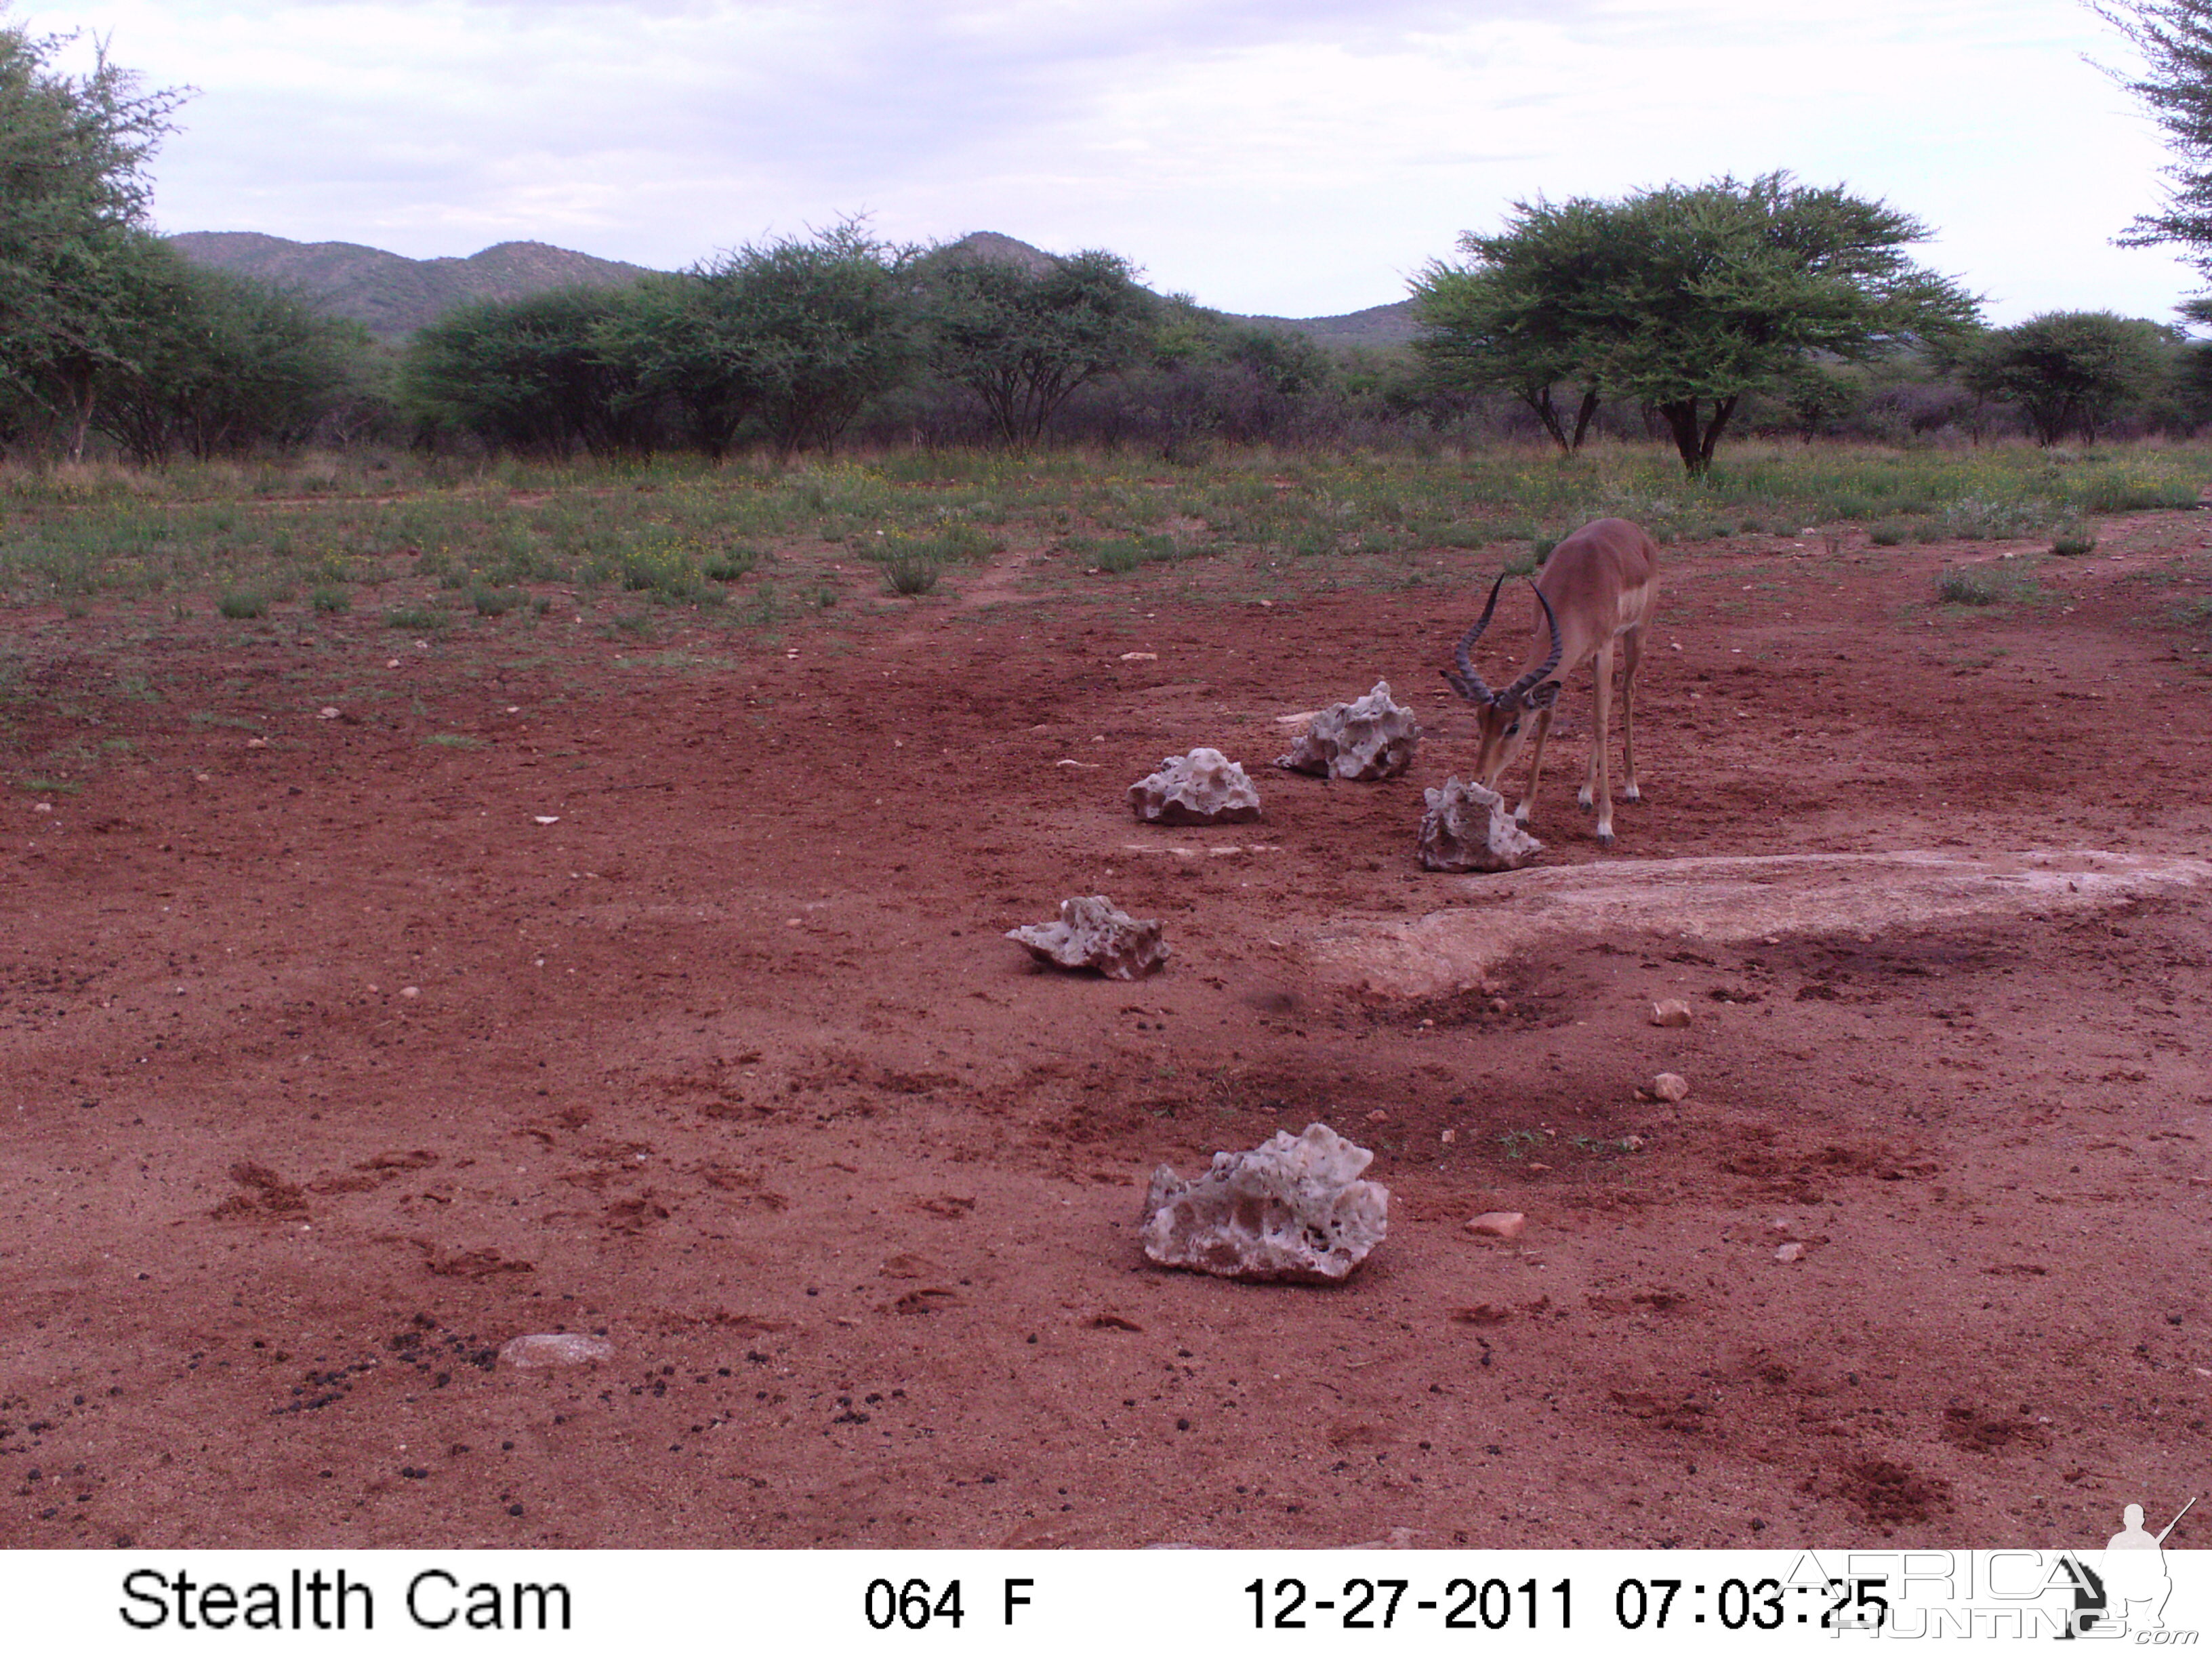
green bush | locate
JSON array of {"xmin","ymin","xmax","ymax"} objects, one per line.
[
  {"xmin": 882, "ymin": 556, "xmax": 941, "ymax": 594},
  {"xmin": 702, "ymin": 547, "xmax": 762, "ymax": 581},
  {"xmin": 471, "ymin": 585, "xmax": 524, "ymax": 615},
  {"xmin": 2068, "ymin": 473, "xmax": 2198, "ymax": 513},
  {"xmin": 913, "ymin": 523, "xmax": 998, "ymax": 562},
  {"xmin": 1933, "ymin": 497, "xmax": 2064, "ymax": 541},
  {"xmin": 619, "ymin": 546, "xmax": 699, "ymax": 596},
  {"xmin": 1082, "ymin": 533, "xmax": 1180, "ymax": 574},
  {"xmin": 310, "ymin": 584, "xmax": 351, "ymax": 613},
  {"xmin": 1937, "ymin": 567, "xmax": 2002, "ymax": 605},
  {"xmin": 1868, "ymin": 520, "xmax": 1909, "ymax": 546},
  {"xmin": 217, "ymin": 587, "xmax": 270, "ymax": 619},
  {"xmin": 2049, "ymin": 521, "xmax": 2098, "ymax": 556}
]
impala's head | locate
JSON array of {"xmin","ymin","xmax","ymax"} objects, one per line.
[{"xmin": 1441, "ymin": 575, "xmax": 1564, "ymax": 786}]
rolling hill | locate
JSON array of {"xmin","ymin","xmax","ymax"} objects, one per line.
[
  {"xmin": 165, "ymin": 232, "xmax": 655, "ymax": 339},
  {"xmin": 165, "ymin": 229, "xmax": 1417, "ymax": 350}
]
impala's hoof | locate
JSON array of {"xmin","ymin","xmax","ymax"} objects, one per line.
[
  {"xmin": 1576, "ymin": 792, "xmax": 1595, "ymax": 813},
  {"xmin": 1513, "ymin": 802, "xmax": 1532, "ymax": 825},
  {"xmin": 1595, "ymin": 825, "xmax": 1616, "ymax": 846},
  {"xmin": 1622, "ymin": 784, "xmax": 1642, "ymax": 802}
]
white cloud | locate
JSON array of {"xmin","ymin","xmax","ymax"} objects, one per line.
[{"xmin": 28, "ymin": 0, "xmax": 2203, "ymax": 321}]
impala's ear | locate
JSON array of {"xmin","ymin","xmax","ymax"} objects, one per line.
[{"xmin": 1528, "ymin": 680, "xmax": 1562, "ymax": 710}]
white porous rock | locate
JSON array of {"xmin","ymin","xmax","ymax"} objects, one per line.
[
  {"xmin": 1128, "ymin": 747, "xmax": 1262, "ymax": 825},
  {"xmin": 1006, "ymin": 895, "xmax": 1168, "ymax": 980},
  {"xmin": 498, "ymin": 1333, "xmax": 614, "ymax": 1368},
  {"xmin": 1139, "ymin": 1123, "xmax": 1389, "ymax": 1283},
  {"xmin": 1275, "ymin": 680, "xmax": 1422, "ymax": 781},
  {"xmin": 1416, "ymin": 776, "xmax": 1544, "ymax": 872}
]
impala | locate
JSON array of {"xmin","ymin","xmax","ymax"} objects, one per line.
[{"xmin": 1441, "ymin": 516, "xmax": 1660, "ymax": 846}]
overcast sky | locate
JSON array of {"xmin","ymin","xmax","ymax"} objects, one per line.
[{"xmin": 23, "ymin": 0, "xmax": 2205, "ymax": 323}]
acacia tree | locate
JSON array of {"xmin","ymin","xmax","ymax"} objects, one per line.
[
  {"xmin": 406, "ymin": 288, "xmax": 659, "ymax": 456},
  {"xmin": 1410, "ymin": 197, "xmax": 1612, "ymax": 453},
  {"xmin": 1957, "ymin": 312, "xmax": 2179, "ymax": 445},
  {"xmin": 97, "ymin": 253, "xmax": 370, "ymax": 461},
  {"xmin": 1419, "ymin": 175, "xmax": 1980, "ymax": 474},
  {"xmin": 0, "ymin": 22, "xmax": 188, "ymax": 455},
  {"xmin": 2096, "ymin": 1, "xmax": 2212, "ymax": 278},
  {"xmin": 922, "ymin": 247, "xmax": 1158, "ymax": 445},
  {"xmin": 610, "ymin": 222, "xmax": 917, "ymax": 459},
  {"xmin": 599, "ymin": 274, "xmax": 749, "ymax": 456}
]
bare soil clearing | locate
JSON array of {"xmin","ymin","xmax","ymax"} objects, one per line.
[{"xmin": 3, "ymin": 509, "xmax": 2209, "ymax": 1550}]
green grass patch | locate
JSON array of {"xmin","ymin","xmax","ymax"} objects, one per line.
[
  {"xmin": 0, "ymin": 443, "xmax": 2202, "ymax": 627},
  {"xmin": 1076, "ymin": 533, "xmax": 1182, "ymax": 575},
  {"xmin": 423, "ymin": 733, "xmax": 484, "ymax": 750},
  {"xmin": 1936, "ymin": 558, "xmax": 2044, "ymax": 607},
  {"xmin": 882, "ymin": 556, "xmax": 941, "ymax": 595},
  {"xmin": 2050, "ymin": 521, "xmax": 2098, "ymax": 556},
  {"xmin": 1937, "ymin": 568, "xmax": 2002, "ymax": 605},
  {"xmin": 1928, "ymin": 497, "xmax": 2066, "ymax": 541},
  {"xmin": 703, "ymin": 546, "xmax": 762, "ymax": 581}
]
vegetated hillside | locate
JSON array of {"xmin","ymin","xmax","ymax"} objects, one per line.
[
  {"xmin": 166, "ymin": 226, "xmax": 1417, "ymax": 350},
  {"xmin": 165, "ymin": 232, "xmax": 657, "ymax": 339},
  {"xmin": 937, "ymin": 230, "xmax": 1060, "ymax": 276},
  {"xmin": 1231, "ymin": 300, "xmax": 1420, "ymax": 350},
  {"xmin": 951, "ymin": 232, "xmax": 1418, "ymax": 350}
]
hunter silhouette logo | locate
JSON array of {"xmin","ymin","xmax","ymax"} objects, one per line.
[{"xmin": 2062, "ymin": 1496, "xmax": 2198, "ymax": 1639}]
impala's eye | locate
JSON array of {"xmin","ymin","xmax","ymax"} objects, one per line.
[{"xmin": 1505, "ymin": 722, "xmax": 1521, "ymax": 737}]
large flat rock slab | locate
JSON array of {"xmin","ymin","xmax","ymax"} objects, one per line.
[{"xmin": 1311, "ymin": 848, "xmax": 2212, "ymax": 998}]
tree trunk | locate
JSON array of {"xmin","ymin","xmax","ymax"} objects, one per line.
[
  {"xmin": 1517, "ymin": 386, "xmax": 1570, "ymax": 453},
  {"xmin": 1569, "ymin": 386, "xmax": 1601, "ymax": 451},
  {"xmin": 1699, "ymin": 394, "xmax": 1740, "ymax": 471},
  {"xmin": 1658, "ymin": 400, "xmax": 1704, "ymax": 474},
  {"xmin": 1659, "ymin": 394, "xmax": 1740, "ymax": 476}
]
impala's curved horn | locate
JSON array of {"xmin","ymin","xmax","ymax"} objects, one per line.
[
  {"xmin": 1500, "ymin": 583, "xmax": 1563, "ymax": 704},
  {"xmin": 1449, "ymin": 574, "xmax": 1508, "ymax": 703}
]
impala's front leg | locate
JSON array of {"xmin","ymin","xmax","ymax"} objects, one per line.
[
  {"xmin": 1618, "ymin": 626, "xmax": 1643, "ymax": 802},
  {"xmin": 1581, "ymin": 643, "xmax": 1616, "ymax": 843},
  {"xmin": 1515, "ymin": 702, "xmax": 1557, "ymax": 825}
]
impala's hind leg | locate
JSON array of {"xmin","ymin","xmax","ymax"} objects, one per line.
[
  {"xmin": 1515, "ymin": 703, "xmax": 1557, "ymax": 825},
  {"xmin": 1580, "ymin": 644, "xmax": 1616, "ymax": 844},
  {"xmin": 1619, "ymin": 626, "xmax": 1644, "ymax": 803}
]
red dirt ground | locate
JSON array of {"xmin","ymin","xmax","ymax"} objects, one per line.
[{"xmin": 3, "ymin": 505, "xmax": 2209, "ymax": 1551}]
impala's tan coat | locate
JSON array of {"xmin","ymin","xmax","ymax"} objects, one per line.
[{"xmin": 1443, "ymin": 516, "xmax": 1660, "ymax": 846}]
